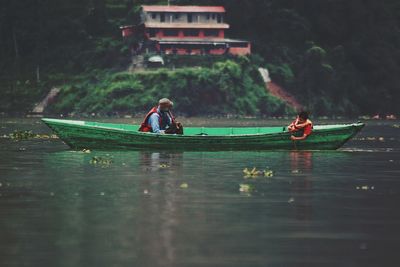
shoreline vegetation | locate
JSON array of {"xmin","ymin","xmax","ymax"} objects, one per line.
[
  {"xmin": 46, "ymin": 57, "xmax": 291, "ymax": 117},
  {"xmin": 1, "ymin": 0, "xmax": 400, "ymax": 118}
]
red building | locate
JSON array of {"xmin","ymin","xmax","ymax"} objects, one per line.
[{"xmin": 121, "ymin": 5, "xmax": 251, "ymax": 56}]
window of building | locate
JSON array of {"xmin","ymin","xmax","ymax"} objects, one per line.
[
  {"xmin": 230, "ymin": 42, "xmax": 248, "ymax": 48},
  {"xmin": 151, "ymin": 13, "xmax": 157, "ymax": 20},
  {"xmin": 204, "ymin": 29, "xmax": 219, "ymax": 37},
  {"xmin": 217, "ymin": 14, "xmax": 222, "ymax": 23},
  {"xmin": 174, "ymin": 13, "xmax": 179, "ymax": 20},
  {"xmin": 206, "ymin": 13, "xmax": 210, "ymax": 20},
  {"xmin": 164, "ymin": 29, "xmax": 179, "ymax": 37},
  {"xmin": 187, "ymin": 13, "xmax": 193, "ymax": 23},
  {"xmin": 160, "ymin": 13, "xmax": 165, "ymax": 22},
  {"xmin": 184, "ymin": 29, "xmax": 200, "ymax": 37},
  {"xmin": 147, "ymin": 29, "xmax": 158, "ymax": 38},
  {"xmin": 212, "ymin": 13, "xmax": 216, "ymax": 20}
]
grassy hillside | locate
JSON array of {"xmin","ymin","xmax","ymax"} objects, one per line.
[{"xmin": 48, "ymin": 58, "xmax": 289, "ymax": 116}]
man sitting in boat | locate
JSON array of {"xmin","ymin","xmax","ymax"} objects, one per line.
[
  {"xmin": 288, "ymin": 111, "xmax": 313, "ymax": 141},
  {"xmin": 139, "ymin": 98, "xmax": 183, "ymax": 134}
]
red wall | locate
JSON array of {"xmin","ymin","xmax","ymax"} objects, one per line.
[
  {"xmin": 162, "ymin": 47, "xmax": 227, "ymax": 55},
  {"xmin": 209, "ymin": 48, "xmax": 227, "ymax": 55},
  {"xmin": 228, "ymin": 43, "xmax": 251, "ymax": 56},
  {"xmin": 160, "ymin": 46, "xmax": 251, "ymax": 56},
  {"xmin": 138, "ymin": 26, "xmax": 251, "ymax": 56},
  {"xmin": 152, "ymin": 29, "xmax": 225, "ymax": 39}
]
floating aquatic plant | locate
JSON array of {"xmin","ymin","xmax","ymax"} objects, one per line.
[
  {"xmin": 263, "ymin": 169, "xmax": 274, "ymax": 177},
  {"xmin": 243, "ymin": 167, "xmax": 274, "ymax": 178},
  {"xmin": 159, "ymin": 164, "xmax": 170, "ymax": 168},
  {"xmin": 35, "ymin": 133, "xmax": 58, "ymax": 139},
  {"xmin": 8, "ymin": 130, "xmax": 58, "ymax": 141},
  {"xmin": 239, "ymin": 183, "xmax": 254, "ymax": 193},
  {"xmin": 180, "ymin": 183, "xmax": 189, "ymax": 189},
  {"xmin": 9, "ymin": 130, "xmax": 36, "ymax": 141},
  {"xmin": 90, "ymin": 156, "xmax": 113, "ymax": 167},
  {"xmin": 243, "ymin": 167, "xmax": 262, "ymax": 177},
  {"xmin": 356, "ymin": 185, "xmax": 375, "ymax": 190},
  {"xmin": 357, "ymin": 136, "xmax": 386, "ymax": 141}
]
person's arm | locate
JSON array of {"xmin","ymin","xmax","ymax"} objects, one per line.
[
  {"xmin": 288, "ymin": 124, "xmax": 296, "ymax": 132},
  {"xmin": 291, "ymin": 124, "xmax": 312, "ymax": 141},
  {"xmin": 287, "ymin": 119, "xmax": 298, "ymax": 132},
  {"xmin": 291, "ymin": 134, "xmax": 307, "ymax": 141},
  {"xmin": 295, "ymin": 121, "xmax": 309, "ymax": 129},
  {"xmin": 148, "ymin": 113, "xmax": 165, "ymax": 134}
]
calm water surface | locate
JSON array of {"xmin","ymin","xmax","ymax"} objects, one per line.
[{"xmin": 0, "ymin": 118, "xmax": 399, "ymax": 267}]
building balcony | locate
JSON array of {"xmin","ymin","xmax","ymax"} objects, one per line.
[
  {"xmin": 142, "ymin": 5, "xmax": 226, "ymax": 13},
  {"xmin": 144, "ymin": 22, "xmax": 229, "ymax": 29}
]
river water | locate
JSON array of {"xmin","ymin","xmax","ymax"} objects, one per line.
[{"xmin": 0, "ymin": 118, "xmax": 399, "ymax": 267}]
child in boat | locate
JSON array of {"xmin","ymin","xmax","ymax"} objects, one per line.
[{"xmin": 288, "ymin": 111, "xmax": 313, "ymax": 141}]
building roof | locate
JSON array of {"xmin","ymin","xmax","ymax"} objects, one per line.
[
  {"xmin": 144, "ymin": 22, "xmax": 230, "ymax": 29},
  {"xmin": 142, "ymin": 5, "xmax": 226, "ymax": 13}
]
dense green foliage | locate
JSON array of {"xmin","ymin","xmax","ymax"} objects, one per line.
[
  {"xmin": 1, "ymin": 0, "xmax": 400, "ymax": 116},
  {"xmin": 0, "ymin": 0, "xmax": 131, "ymax": 114},
  {"xmin": 49, "ymin": 59, "xmax": 287, "ymax": 116},
  {"xmin": 217, "ymin": 0, "xmax": 400, "ymax": 115}
]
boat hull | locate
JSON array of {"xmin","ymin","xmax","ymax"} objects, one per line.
[{"xmin": 42, "ymin": 119, "xmax": 364, "ymax": 151}]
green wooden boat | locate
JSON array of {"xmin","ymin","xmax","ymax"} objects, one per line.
[{"xmin": 42, "ymin": 118, "xmax": 364, "ymax": 151}]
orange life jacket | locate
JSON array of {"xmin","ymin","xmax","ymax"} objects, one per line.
[
  {"xmin": 138, "ymin": 106, "xmax": 175, "ymax": 132},
  {"xmin": 289, "ymin": 118, "xmax": 313, "ymax": 136}
]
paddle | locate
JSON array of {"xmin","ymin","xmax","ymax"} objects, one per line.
[
  {"xmin": 292, "ymin": 140, "xmax": 298, "ymax": 150},
  {"xmin": 285, "ymin": 126, "xmax": 298, "ymax": 150}
]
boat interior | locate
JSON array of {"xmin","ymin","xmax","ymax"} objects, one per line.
[
  {"xmin": 43, "ymin": 119, "xmax": 361, "ymax": 136},
  {"xmin": 86, "ymin": 121, "xmax": 286, "ymax": 135}
]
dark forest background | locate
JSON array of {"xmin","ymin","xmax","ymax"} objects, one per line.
[{"xmin": 1, "ymin": 0, "xmax": 400, "ymax": 116}]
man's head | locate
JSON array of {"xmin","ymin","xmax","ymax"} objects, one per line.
[
  {"xmin": 158, "ymin": 98, "xmax": 173, "ymax": 112},
  {"xmin": 298, "ymin": 111, "xmax": 309, "ymax": 122}
]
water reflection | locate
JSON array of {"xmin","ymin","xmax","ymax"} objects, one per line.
[
  {"xmin": 139, "ymin": 151, "xmax": 183, "ymax": 172},
  {"xmin": 2, "ymin": 145, "xmax": 399, "ymax": 266},
  {"xmin": 42, "ymin": 150, "xmax": 186, "ymax": 266},
  {"xmin": 290, "ymin": 151, "xmax": 313, "ymax": 221},
  {"xmin": 137, "ymin": 151, "xmax": 184, "ymax": 266}
]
